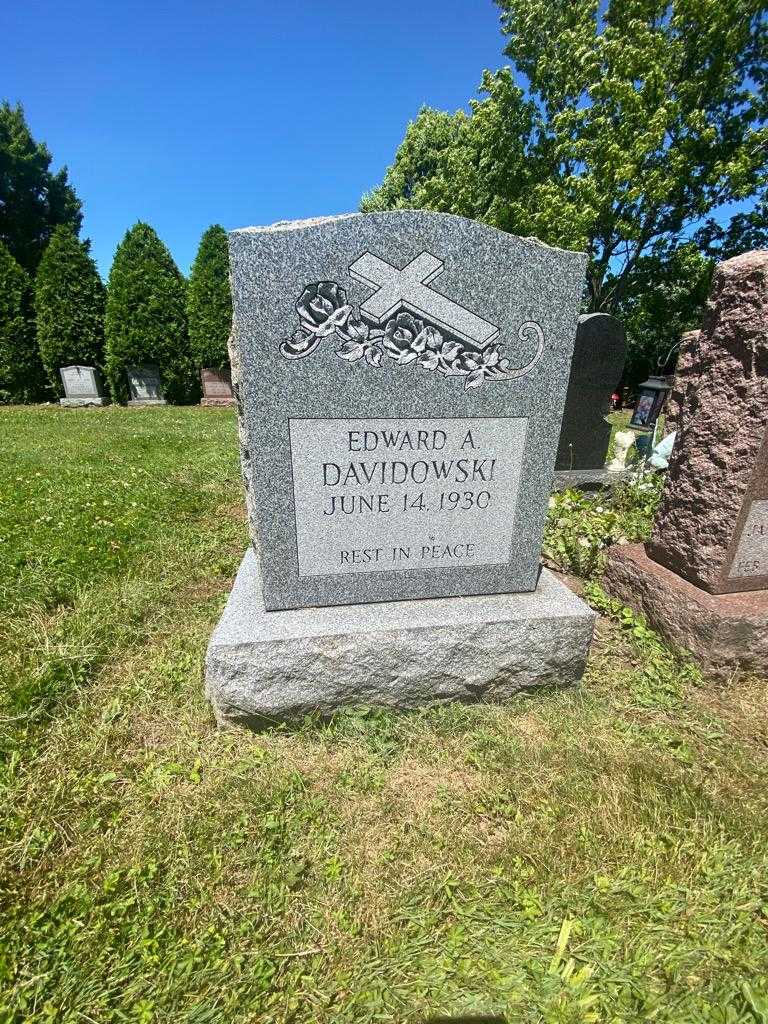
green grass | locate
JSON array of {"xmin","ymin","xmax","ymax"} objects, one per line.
[{"xmin": 1, "ymin": 406, "xmax": 767, "ymax": 1024}]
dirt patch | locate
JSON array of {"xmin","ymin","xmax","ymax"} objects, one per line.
[{"xmin": 386, "ymin": 756, "xmax": 481, "ymax": 813}]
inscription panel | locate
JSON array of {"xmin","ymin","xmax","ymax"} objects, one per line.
[
  {"xmin": 204, "ymin": 378, "xmax": 232, "ymax": 397},
  {"xmin": 729, "ymin": 500, "xmax": 768, "ymax": 579},
  {"xmin": 289, "ymin": 417, "xmax": 526, "ymax": 578}
]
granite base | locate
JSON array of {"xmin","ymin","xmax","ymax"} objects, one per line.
[
  {"xmin": 205, "ymin": 548, "xmax": 596, "ymax": 727},
  {"xmin": 128, "ymin": 399, "xmax": 166, "ymax": 406},
  {"xmin": 201, "ymin": 397, "xmax": 236, "ymax": 408},
  {"xmin": 602, "ymin": 544, "xmax": 768, "ymax": 680},
  {"xmin": 60, "ymin": 397, "xmax": 107, "ymax": 407}
]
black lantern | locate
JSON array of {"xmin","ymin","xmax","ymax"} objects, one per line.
[{"xmin": 630, "ymin": 375, "xmax": 670, "ymax": 430}]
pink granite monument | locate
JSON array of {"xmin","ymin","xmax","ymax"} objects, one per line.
[{"xmin": 604, "ymin": 251, "xmax": 768, "ymax": 678}]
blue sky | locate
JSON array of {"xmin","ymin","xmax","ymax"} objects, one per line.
[{"xmin": 3, "ymin": 0, "xmax": 506, "ymax": 277}]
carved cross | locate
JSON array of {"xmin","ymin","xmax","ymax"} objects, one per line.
[{"xmin": 348, "ymin": 251, "xmax": 499, "ymax": 349}]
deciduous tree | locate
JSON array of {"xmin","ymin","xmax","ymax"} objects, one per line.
[
  {"xmin": 365, "ymin": 0, "xmax": 767, "ymax": 318},
  {"xmin": 616, "ymin": 243, "xmax": 714, "ymax": 387},
  {"xmin": 696, "ymin": 199, "xmax": 768, "ymax": 262}
]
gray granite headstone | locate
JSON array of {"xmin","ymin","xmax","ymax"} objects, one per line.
[
  {"xmin": 59, "ymin": 365, "xmax": 106, "ymax": 407},
  {"xmin": 228, "ymin": 211, "xmax": 587, "ymax": 611},
  {"xmin": 127, "ymin": 364, "xmax": 165, "ymax": 405},
  {"xmin": 555, "ymin": 314, "xmax": 626, "ymax": 471}
]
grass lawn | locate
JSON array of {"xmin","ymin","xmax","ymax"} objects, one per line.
[{"xmin": 1, "ymin": 405, "xmax": 767, "ymax": 1023}]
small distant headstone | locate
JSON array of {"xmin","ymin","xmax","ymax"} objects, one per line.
[
  {"xmin": 604, "ymin": 250, "xmax": 768, "ymax": 679},
  {"xmin": 206, "ymin": 211, "xmax": 596, "ymax": 723},
  {"xmin": 59, "ymin": 365, "xmax": 106, "ymax": 407},
  {"xmin": 200, "ymin": 367, "xmax": 235, "ymax": 407},
  {"xmin": 127, "ymin": 364, "xmax": 165, "ymax": 405},
  {"xmin": 555, "ymin": 314, "xmax": 626, "ymax": 471}
]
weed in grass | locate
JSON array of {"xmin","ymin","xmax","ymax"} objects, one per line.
[{"xmin": 543, "ymin": 473, "xmax": 663, "ymax": 579}]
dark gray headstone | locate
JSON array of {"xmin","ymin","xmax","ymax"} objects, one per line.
[
  {"xmin": 228, "ymin": 211, "xmax": 587, "ymax": 611},
  {"xmin": 555, "ymin": 314, "xmax": 626, "ymax": 471},
  {"xmin": 127, "ymin": 364, "xmax": 165, "ymax": 405}
]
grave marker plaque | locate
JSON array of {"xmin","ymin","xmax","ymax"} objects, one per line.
[
  {"xmin": 723, "ymin": 439, "xmax": 768, "ymax": 588},
  {"xmin": 127, "ymin": 364, "xmax": 165, "ymax": 405},
  {"xmin": 59, "ymin": 365, "xmax": 106, "ymax": 406},
  {"xmin": 729, "ymin": 499, "xmax": 768, "ymax": 580}
]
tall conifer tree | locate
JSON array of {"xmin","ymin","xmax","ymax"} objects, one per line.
[
  {"xmin": 35, "ymin": 225, "xmax": 105, "ymax": 396},
  {"xmin": 187, "ymin": 225, "xmax": 232, "ymax": 371},
  {"xmin": 0, "ymin": 102, "xmax": 82, "ymax": 275},
  {"xmin": 104, "ymin": 223, "xmax": 197, "ymax": 404},
  {"xmin": 0, "ymin": 241, "xmax": 47, "ymax": 403}
]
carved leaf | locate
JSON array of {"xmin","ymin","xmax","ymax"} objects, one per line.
[
  {"xmin": 337, "ymin": 340, "xmax": 365, "ymax": 361},
  {"xmin": 365, "ymin": 345, "xmax": 384, "ymax": 367},
  {"xmin": 320, "ymin": 305, "xmax": 353, "ymax": 335},
  {"xmin": 464, "ymin": 369, "xmax": 485, "ymax": 389},
  {"xmin": 383, "ymin": 337, "xmax": 404, "ymax": 359},
  {"xmin": 410, "ymin": 330, "xmax": 429, "ymax": 354}
]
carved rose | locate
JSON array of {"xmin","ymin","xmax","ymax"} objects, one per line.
[
  {"xmin": 280, "ymin": 281, "xmax": 352, "ymax": 359},
  {"xmin": 420, "ymin": 326, "xmax": 443, "ymax": 351},
  {"xmin": 383, "ymin": 312, "xmax": 428, "ymax": 363},
  {"xmin": 297, "ymin": 281, "xmax": 350, "ymax": 336}
]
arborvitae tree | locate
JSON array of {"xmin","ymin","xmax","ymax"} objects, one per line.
[
  {"xmin": 104, "ymin": 223, "xmax": 198, "ymax": 404},
  {"xmin": 0, "ymin": 241, "xmax": 47, "ymax": 403},
  {"xmin": 187, "ymin": 224, "xmax": 232, "ymax": 371},
  {"xmin": 35, "ymin": 225, "xmax": 105, "ymax": 397},
  {"xmin": 0, "ymin": 102, "xmax": 82, "ymax": 275}
]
